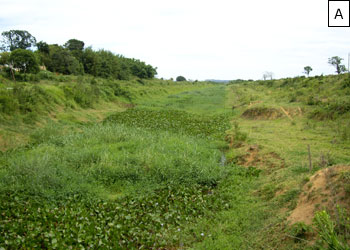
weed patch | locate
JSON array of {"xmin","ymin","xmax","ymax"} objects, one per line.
[{"xmin": 105, "ymin": 108, "xmax": 230, "ymax": 140}]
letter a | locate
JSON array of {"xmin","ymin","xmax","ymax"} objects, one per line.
[{"xmin": 334, "ymin": 9, "xmax": 344, "ymax": 19}]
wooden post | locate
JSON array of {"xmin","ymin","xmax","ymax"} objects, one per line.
[{"xmin": 308, "ymin": 144, "xmax": 312, "ymax": 172}]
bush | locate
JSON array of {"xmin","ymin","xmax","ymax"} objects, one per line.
[
  {"xmin": 313, "ymin": 210, "xmax": 350, "ymax": 250},
  {"xmin": 9, "ymin": 49, "xmax": 39, "ymax": 73},
  {"xmin": 176, "ymin": 76, "xmax": 186, "ymax": 82}
]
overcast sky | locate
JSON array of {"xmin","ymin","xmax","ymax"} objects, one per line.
[{"xmin": 1, "ymin": 0, "xmax": 350, "ymax": 80}]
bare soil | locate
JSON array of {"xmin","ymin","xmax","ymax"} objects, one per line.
[{"xmin": 288, "ymin": 165, "xmax": 350, "ymax": 225}]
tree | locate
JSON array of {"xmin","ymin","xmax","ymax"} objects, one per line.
[
  {"xmin": 82, "ymin": 47, "xmax": 99, "ymax": 75},
  {"xmin": 1, "ymin": 30, "xmax": 37, "ymax": 51},
  {"xmin": 36, "ymin": 41, "xmax": 50, "ymax": 54},
  {"xmin": 263, "ymin": 71, "xmax": 273, "ymax": 80},
  {"xmin": 64, "ymin": 39, "xmax": 85, "ymax": 63},
  {"xmin": 328, "ymin": 56, "xmax": 347, "ymax": 74},
  {"xmin": 176, "ymin": 76, "xmax": 186, "ymax": 81},
  {"xmin": 303, "ymin": 66, "xmax": 313, "ymax": 77},
  {"xmin": 9, "ymin": 49, "xmax": 39, "ymax": 73},
  {"xmin": 0, "ymin": 52, "xmax": 10, "ymax": 66},
  {"xmin": 47, "ymin": 45, "xmax": 83, "ymax": 75},
  {"xmin": 36, "ymin": 41, "xmax": 50, "ymax": 67},
  {"xmin": 64, "ymin": 39, "xmax": 85, "ymax": 52}
]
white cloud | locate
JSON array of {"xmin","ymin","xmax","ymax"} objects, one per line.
[{"xmin": 1, "ymin": 0, "xmax": 350, "ymax": 79}]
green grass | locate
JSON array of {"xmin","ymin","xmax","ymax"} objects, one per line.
[
  {"xmin": 105, "ymin": 108, "xmax": 230, "ymax": 140},
  {"xmin": 0, "ymin": 83, "xmax": 236, "ymax": 249},
  {"xmin": 223, "ymin": 76, "xmax": 350, "ymax": 248},
  {"xmin": 136, "ymin": 85, "xmax": 230, "ymax": 115},
  {"xmin": 0, "ymin": 121, "xmax": 231, "ymax": 248},
  {"xmin": 1, "ymin": 73, "xmax": 350, "ymax": 249}
]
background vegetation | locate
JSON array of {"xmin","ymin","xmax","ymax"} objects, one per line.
[{"xmin": 1, "ymin": 30, "xmax": 157, "ymax": 81}]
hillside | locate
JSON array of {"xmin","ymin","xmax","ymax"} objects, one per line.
[{"xmin": 0, "ymin": 72, "xmax": 350, "ymax": 249}]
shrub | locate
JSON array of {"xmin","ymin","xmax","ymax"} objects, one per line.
[
  {"xmin": 176, "ymin": 76, "xmax": 186, "ymax": 82},
  {"xmin": 9, "ymin": 49, "xmax": 40, "ymax": 73},
  {"xmin": 313, "ymin": 210, "xmax": 349, "ymax": 250}
]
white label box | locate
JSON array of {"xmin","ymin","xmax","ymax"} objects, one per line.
[{"xmin": 329, "ymin": 0, "xmax": 350, "ymax": 27}]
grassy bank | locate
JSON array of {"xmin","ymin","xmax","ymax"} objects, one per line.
[{"xmin": 0, "ymin": 73, "xmax": 213, "ymax": 151}]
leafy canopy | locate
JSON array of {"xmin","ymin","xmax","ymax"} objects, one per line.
[
  {"xmin": 328, "ymin": 56, "xmax": 347, "ymax": 74},
  {"xmin": 1, "ymin": 30, "xmax": 37, "ymax": 51},
  {"xmin": 303, "ymin": 66, "xmax": 313, "ymax": 76},
  {"xmin": 9, "ymin": 49, "xmax": 39, "ymax": 73},
  {"xmin": 176, "ymin": 75, "xmax": 186, "ymax": 82}
]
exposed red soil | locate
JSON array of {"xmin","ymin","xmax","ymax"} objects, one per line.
[{"xmin": 288, "ymin": 165, "xmax": 350, "ymax": 225}]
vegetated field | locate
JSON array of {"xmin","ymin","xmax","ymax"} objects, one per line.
[{"xmin": 1, "ymin": 74, "xmax": 350, "ymax": 249}]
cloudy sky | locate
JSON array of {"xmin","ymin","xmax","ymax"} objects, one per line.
[{"xmin": 1, "ymin": 0, "xmax": 349, "ymax": 80}]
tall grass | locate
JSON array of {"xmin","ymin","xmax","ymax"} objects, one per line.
[
  {"xmin": 1, "ymin": 122, "xmax": 225, "ymax": 201},
  {"xmin": 0, "ymin": 118, "xmax": 231, "ymax": 248}
]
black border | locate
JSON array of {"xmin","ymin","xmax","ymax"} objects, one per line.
[{"xmin": 328, "ymin": 0, "xmax": 350, "ymax": 27}]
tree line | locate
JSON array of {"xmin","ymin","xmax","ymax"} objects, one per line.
[{"xmin": 0, "ymin": 30, "xmax": 157, "ymax": 80}]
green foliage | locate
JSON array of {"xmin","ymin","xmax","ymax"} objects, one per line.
[
  {"xmin": 190, "ymin": 165, "xmax": 270, "ymax": 249},
  {"xmin": 279, "ymin": 188, "xmax": 300, "ymax": 209},
  {"xmin": 85, "ymin": 50, "xmax": 156, "ymax": 80},
  {"xmin": 0, "ymin": 83, "xmax": 235, "ymax": 248},
  {"xmin": 9, "ymin": 49, "xmax": 39, "ymax": 73},
  {"xmin": 304, "ymin": 66, "xmax": 313, "ymax": 76},
  {"xmin": 287, "ymin": 222, "xmax": 312, "ymax": 242},
  {"xmin": 36, "ymin": 41, "xmax": 49, "ymax": 54},
  {"xmin": 0, "ymin": 77, "xmax": 133, "ymax": 119},
  {"xmin": 138, "ymin": 85, "xmax": 228, "ymax": 115},
  {"xmin": 64, "ymin": 39, "xmax": 85, "ymax": 64},
  {"xmin": 314, "ymin": 210, "xmax": 350, "ymax": 250},
  {"xmin": 176, "ymin": 75, "xmax": 187, "ymax": 82},
  {"xmin": 0, "ymin": 51, "xmax": 10, "ymax": 65},
  {"xmin": 61, "ymin": 83, "xmax": 100, "ymax": 108},
  {"xmin": 0, "ymin": 184, "xmax": 227, "ymax": 249},
  {"xmin": 0, "ymin": 109, "xmax": 229, "ymax": 248},
  {"xmin": 105, "ymin": 108, "xmax": 230, "ymax": 140},
  {"xmin": 64, "ymin": 39, "xmax": 84, "ymax": 51},
  {"xmin": 0, "ymin": 93, "xmax": 19, "ymax": 114},
  {"xmin": 229, "ymin": 121, "xmax": 248, "ymax": 146},
  {"xmin": 329, "ymin": 56, "xmax": 347, "ymax": 75},
  {"xmin": 2, "ymin": 120, "xmax": 226, "ymax": 199},
  {"xmin": 47, "ymin": 45, "xmax": 83, "ymax": 75},
  {"xmin": 1, "ymin": 30, "xmax": 37, "ymax": 51},
  {"xmin": 1, "ymin": 30, "xmax": 157, "ymax": 80}
]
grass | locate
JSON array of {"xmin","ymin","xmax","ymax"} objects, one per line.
[
  {"xmin": 136, "ymin": 84, "xmax": 230, "ymax": 115},
  {"xmin": 227, "ymin": 81, "xmax": 350, "ymax": 167},
  {"xmin": 0, "ymin": 80, "xmax": 237, "ymax": 249},
  {"xmin": 222, "ymin": 76, "xmax": 350, "ymax": 248},
  {"xmin": 1, "ymin": 72, "xmax": 350, "ymax": 249},
  {"xmin": 0, "ymin": 121, "xmax": 230, "ymax": 248}
]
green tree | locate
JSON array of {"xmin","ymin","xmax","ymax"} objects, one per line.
[
  {"xmin": 328, "ymin": 56, "xmax": 347, "ymax": 74},
  {"xmin": 176, "ymin": 76, "xmax": 186, "ymax": 82},
  {"xmin": 36, "ymin": 41, "xmax": 50, "ymax": 54},
  {"xmin": 303, "ymin": 66, "xmax": 313, "ymax": 77},
  {"xmin": 82, "ymin": 47, "xmax": 99, "ymax": 75},
  {"xmin": 36, "ymin": 41, "xmax": 50, "ymax": 68},
  {"xmin": 9, "ymin": 49, "xmax": 39, "ymax": 73},
  {"xmin": 47, "ymin": 45, "xmax": 83, "ymax": 75},
  {"xmin": 64, "ymin": 39, "xmax": 84, "ymax": 51},
  {"xmin": 0, "ymin": 52, "xmax": 11, "ymax": 66},
  {"xmin": 1, "ymin": 30, "xmax": 37, "ymax": 51},
  {"xmin": 64, "ymin": 39, "xmax": 85, "ymax": 63}
]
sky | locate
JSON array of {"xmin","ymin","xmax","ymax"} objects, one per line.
[{"xmin": 1, "ymin": 0, "xmax": 350, "ymax": 80}]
